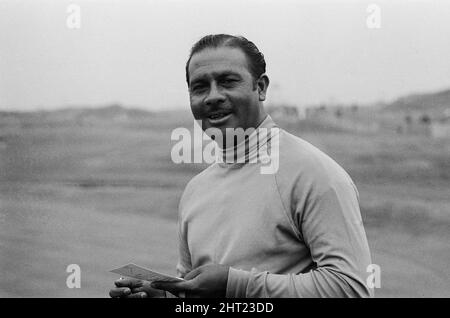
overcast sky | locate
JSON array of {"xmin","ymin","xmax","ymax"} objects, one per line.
[{"xmin": 1, "ymin": 0, "xmax": 450, "ymax": 111}]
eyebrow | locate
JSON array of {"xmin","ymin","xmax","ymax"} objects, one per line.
[{"xmin": 190, "ymin": 71, "xmax": 242, "ymax": 85}]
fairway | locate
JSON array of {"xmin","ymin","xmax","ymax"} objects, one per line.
[{"xmin": 1, "ymin": 108, "xmax": 449, "ymax": 297}]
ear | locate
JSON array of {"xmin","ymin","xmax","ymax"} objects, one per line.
[{"xmin": 256, "ymin": 74, "xmax": 270, "ymax": 101}]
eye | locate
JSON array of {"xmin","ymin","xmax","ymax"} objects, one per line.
[
  {"xmin": 221, "ymin": 78, "xmax": 238, "ymax": 86},
  {"xmin": 191, "ymin": 84, "xmax": 207, "ymax": 93}
]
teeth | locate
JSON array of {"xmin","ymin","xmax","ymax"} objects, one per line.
[{"xmin": 209, "ymin": 113, "xmax": 227, "ymax": 119}]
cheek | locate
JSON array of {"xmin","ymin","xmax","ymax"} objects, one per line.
[{"xmin": 229, "ymin": 93, "xmax": 254, "ymax": 114}]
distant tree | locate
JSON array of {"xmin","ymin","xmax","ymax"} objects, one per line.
[
  {"xmin": 420, "ymin": 114, "xmax": 431, "ymax": 124},
  {"xmin": 335, "ymin": 108, "xmax": 342, "ymax": 118},
  {"xmin": 289, "ymin": 107, "xmax": 299, "ymax": 117},
  {"xmin": 405, "ymin": 115, "xmax": 412, "ymax": 124}
]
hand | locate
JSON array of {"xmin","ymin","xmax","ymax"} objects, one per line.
[
  {"xmin": 151, "ymin": 264, "xmax": 229, "ymax": 298},
  {"xmin": 109, "ymin": 277, "xmax": 166, "ymax": 298}
]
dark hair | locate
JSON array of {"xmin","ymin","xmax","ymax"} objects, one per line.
[{"xmin": 185, "ymin": 34, "xmax": 266, "ymax": 86}]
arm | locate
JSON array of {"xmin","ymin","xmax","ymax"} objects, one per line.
[
  {"xmin": 163, "ymin": 209, "xmax": 192, "ymax": 298},
  {"xmin": 226, "ymin": 179, "xmax": 374, "ymax": 298},
  {"xmin": 176, "ymin": 205, "xmax": 192, "ymax": 278}
]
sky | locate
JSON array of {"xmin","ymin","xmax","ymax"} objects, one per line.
[{"xmin": 1, "ymin": 0, "xmax": 450, "ymax": 111}]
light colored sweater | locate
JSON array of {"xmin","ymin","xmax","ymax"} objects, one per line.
[{"xmin": 176, "ymin": 116, "xmax": 374, "ymax": 297}]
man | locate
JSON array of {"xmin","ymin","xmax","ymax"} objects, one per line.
[{"xmin": 109, "ymin": 34, "xmax": 373, "ymax": 298}]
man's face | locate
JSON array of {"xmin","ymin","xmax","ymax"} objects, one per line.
[{"xmin": 187, "ymin": 47, "xmax": 265, "ymax": 139}]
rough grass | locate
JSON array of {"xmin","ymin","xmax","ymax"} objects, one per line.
[{"xmin": 1, "ymin": 110, "xmax": 449, "ymax": 297}]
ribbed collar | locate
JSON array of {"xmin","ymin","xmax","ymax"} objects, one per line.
[{"xmin": 215, "ymin": 115, "xmax": 279, "ymax": 167}]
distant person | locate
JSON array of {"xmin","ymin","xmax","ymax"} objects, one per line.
[{"xmin": 109, "ymin": 34, "xmax": 373, "ymax": 298}]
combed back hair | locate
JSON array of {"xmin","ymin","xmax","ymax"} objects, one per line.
[{"xmin": 185, "ymin": 34, "xmax": 266, "ymax": 87}]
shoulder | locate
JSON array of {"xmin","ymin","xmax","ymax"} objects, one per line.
[
  {"xmin": 184, "ymin": 162, "xmax": 218, "ymax": 191},
  {"xmin": 275, "ymin": 129, "xmax": 357, "ymax": 197},
  {"xmin": 272, "ymin": 130, "xmax": 361, "ymax": 236}
]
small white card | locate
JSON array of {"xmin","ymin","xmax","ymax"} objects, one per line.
[{"xmin": 110, "ymin": 263, "xmax": 184, "ymax": 283}]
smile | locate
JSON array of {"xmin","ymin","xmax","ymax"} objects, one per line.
[{"xmin": 207, "ymin": 112, "xmax": 233, "ymax": 125}]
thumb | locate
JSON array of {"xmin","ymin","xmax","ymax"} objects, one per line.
[{"xmin": 151, "ymin": 280, "xmax": 193, "ymax": 296}]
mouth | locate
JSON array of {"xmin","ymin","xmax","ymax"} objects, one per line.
[{"xmin": 206, "ymin": 111, "xmax": 233, "ymax": 125}]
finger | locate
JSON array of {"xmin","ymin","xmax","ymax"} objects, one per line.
[
  {"xmin": 114, "ymin": 278, "xmax": 143, "ymax": 288},
  {"xmin": 151, "ymin": 281, "xmax": 193, "ymax": 296},
  {"xmin": 131, "ymin": 287, "xmax": 145, "ymax": 293},
  {"xmin": 131, "ymin": 286, "xmax": 155, "ymax": 294},
  {"xmin": 184, "ymin": 268, "xmax": 202, "ymax": 280},
  {"xmin": 109, "ymin": 287, "xmax": 131, "ymax": 298},
  {"xmin": 125, "ymin": 292, "xmax": 147, "ymax": 299},
  {"xmin": 132, "ymin": 286, "xmax": 166, "ymax": 298}
]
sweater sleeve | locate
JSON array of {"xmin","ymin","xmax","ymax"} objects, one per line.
[
  {"xmin": 226, "ymin": 177, "xmax": 374, "ymax": 298},
  {"xmin": 176, "ymin": 187, "xmax": 192, "ymax": 279},
  {"xmin": 176, "ymin": 217, "xmax": 192, "ymax": 279},
  {"xmin": 167, "ymin": 205, "xmax": 192, "ymax": 298}
]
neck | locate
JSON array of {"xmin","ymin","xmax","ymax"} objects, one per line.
[
  {"xmin": 218, "ymin": 109, "xmax": 268, "ymax": 148},
  {"xmin": 216, "ymin": 115, "xmax": 278, "ymax": 165}
]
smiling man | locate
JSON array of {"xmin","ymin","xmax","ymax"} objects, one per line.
[
  {"xmin": 187, "ymin": 38, "xmax": 268, "ymax": 149},
  {"xmin": 109, "ymin": 34, "xmax": 373, "ymax": 298}
]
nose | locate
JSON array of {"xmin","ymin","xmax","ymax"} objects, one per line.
[{"xmin": 204, "ymin": 82, "xmax": 225, "ymax": 106}]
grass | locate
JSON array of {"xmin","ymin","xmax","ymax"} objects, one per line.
[{"xmin": 0, "ymin": 109, "xmax": 449, "ymax": 297}]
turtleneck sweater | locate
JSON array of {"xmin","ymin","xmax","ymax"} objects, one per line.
[
  {"xmin": 176, "ymin": 115, "xmax": 373, "ymax": 297},
  {"xmin": 215, "ymin": 115, "xmax": 279, "ymax": 168}
]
